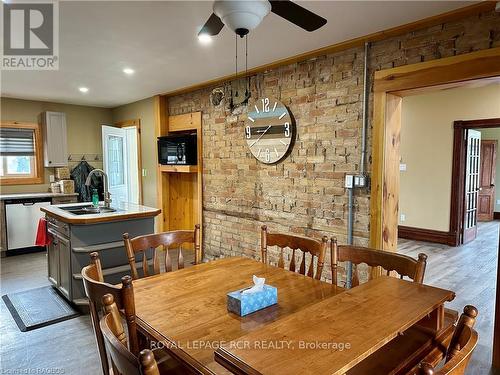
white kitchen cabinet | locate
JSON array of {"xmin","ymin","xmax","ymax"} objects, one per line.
[{"xmin": 40, "ymin": 111, "xmax": 68, "ymax": 167}]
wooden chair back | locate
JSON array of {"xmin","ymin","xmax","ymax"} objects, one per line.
[
  {"xmin": 81, "ymin": 252, "xmax": 139, "ymax": 374},
  {"xmin": 100, "ymin": 293, "xmax": 160, "ymax": 375},
  {"xmin": 123, "ymin": 225, "xmax": 201, "ymax": 280},
  {"xmin": 82, "ymin": 252, "xmax": 122, "ymax": 375},
  {"xmin": 330, "ymin": 238, "xmax": 427, "ymax": 287},
  {"xmin": 418, "ymin": 305, "xmax": 479, "ymax": 375},
  {"xmin": 261, "ymin": 225, "xmax": 327, "ymax": 280}
]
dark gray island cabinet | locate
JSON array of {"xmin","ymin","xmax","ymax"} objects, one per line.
[{"xmin": 42, "ymin": 202, "xmax": 160, "ymax": 306}]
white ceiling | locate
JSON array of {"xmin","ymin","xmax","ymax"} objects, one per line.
[{"xmin": 1, "ymin": 1, "xmax": 474, "ymax": 108}]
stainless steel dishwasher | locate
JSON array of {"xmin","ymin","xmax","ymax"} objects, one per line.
[{"xmin": 5, "ymin": 197, "xmax": 52, "ymax": 253}]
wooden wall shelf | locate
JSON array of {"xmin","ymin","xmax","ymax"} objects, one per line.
[
  {"xmin": 155, "ymin": 102, "xmax": 203, "ymax": 259},
  {"xmin": 159, "ymin": 165, "xmax": 198, "ymax": 173}
]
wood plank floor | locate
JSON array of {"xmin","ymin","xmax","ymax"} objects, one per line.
[
  {"xmin": 1, "ymin": 233, "xmax": 498, "ymax": 374},
  {"xmin": 0, "ymin": 249, "xmax": 194, "ymax": 374},
  {"xmin": 0, "ymin": 251, "xmax": 102, "ymax": 374},
  {"xmin": 399, "ymin": 220, "xmax": 500, "ymax": 375}
]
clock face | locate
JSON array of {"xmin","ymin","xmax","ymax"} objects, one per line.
[{"xmin": 245, "ymin": 97, "xmax": 294, "ymax": 164}]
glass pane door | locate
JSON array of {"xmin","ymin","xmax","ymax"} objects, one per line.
[{"xmin": 102, "ymin": 125, "xmax": 129, "ymax": 204}]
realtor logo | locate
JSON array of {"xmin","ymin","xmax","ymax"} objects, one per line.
[{"xmin": 2, "ymin": 1, "xmax": 59, "ymax": 70}]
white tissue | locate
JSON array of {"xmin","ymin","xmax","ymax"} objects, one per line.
[{"xmin": 241, "ymin": 275, "xmax": 265, "ymax": 295}]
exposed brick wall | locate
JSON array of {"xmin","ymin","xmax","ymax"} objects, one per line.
[{"xmin": 168, "ymin": 10, "xmax": 499, "ymax": 280}]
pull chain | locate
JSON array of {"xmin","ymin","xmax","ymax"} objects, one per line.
[
  {"xmin": 245, "ymin": 34, "xmax": 249, "ymax": 98},
  {"xmin": 235, "ymin": 34, "xmax": 238, "ymax": 98}
]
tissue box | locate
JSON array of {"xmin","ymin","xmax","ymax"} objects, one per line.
[{"xmin": 227, "ymin": 285, "xmax": 278, "ymax": 316}]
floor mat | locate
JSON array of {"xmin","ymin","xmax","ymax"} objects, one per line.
[{"xmin": 2, "ymin": 286, "xmax": 79, "ymax": 332}]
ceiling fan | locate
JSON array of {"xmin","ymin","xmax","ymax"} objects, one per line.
[{"xmin": 199, "ymin": 0, "xmax": 327, "ymax": 38}]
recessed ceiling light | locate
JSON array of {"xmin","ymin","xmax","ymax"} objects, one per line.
[
  {"xmin": 79, "ymin": 87, "xmax": 89, "ymax": 93},
  {"xmin": 123, "ymin": 68, "xmax": 135, "ymax": 75},
  {"xmin": 198, "ymin": 33, "xmax": 212, "ymax": 45}
]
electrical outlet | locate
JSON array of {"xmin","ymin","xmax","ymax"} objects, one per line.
[
  {"xmin": 400, "ymin": 214, "xmax": 406, "ymax": 222},
  {"xmin": 49, "ymin": 175, "xmax": 55, "ymax": 182},
  {"xmin": 353, "ymin": 175, "xmax": 367, "ymax": 188}
]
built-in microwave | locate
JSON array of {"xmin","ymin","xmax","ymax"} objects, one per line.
[{"xmin": 158, "ymin": 134, "xmax": 197, "ymax": 165}]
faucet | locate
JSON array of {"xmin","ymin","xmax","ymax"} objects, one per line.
[{"xmin": 85, "ymin": 169, "xmax": 112, "ymax": 208}]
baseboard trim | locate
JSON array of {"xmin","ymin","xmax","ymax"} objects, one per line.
[
  {"xmin": 494, "ymin": 212, "xmax": 500, "ymax": 220},
  {"xmin": 398, "ymin": 226, "xmax": 458, "ymax": 246}
]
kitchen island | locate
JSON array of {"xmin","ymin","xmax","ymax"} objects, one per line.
[{"xmin": 41, "ymin": 202, "xmax": 160, "ymax": 307}]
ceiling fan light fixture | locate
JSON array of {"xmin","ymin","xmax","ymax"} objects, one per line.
[
  {"xmin": 213, "ymin": 0, "xmax": 271, "ymax": 35},
  {"xmin": 198, "ymin": 33, "xmax": 213, "ymax": 44}
]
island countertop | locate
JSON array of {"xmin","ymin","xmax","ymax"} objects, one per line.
[{"xmin": 41, "ymin": 201, "xmax": 161, "ymax": 224}]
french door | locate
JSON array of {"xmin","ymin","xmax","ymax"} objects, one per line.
[{"xmin": 462, "ymin": 129, "xmax": 481, "ymax": 244}]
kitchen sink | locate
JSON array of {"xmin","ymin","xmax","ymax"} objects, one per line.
[{"xmin": 60, "ymin": 204, "xmax": 119, "ymax": 215}]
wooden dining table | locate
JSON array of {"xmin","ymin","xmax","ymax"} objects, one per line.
[
  {"xmin": 131, "ymin": 256, "xmax": 455, "ymax": 375},
  {"xmin": 215, "ymin": 275, "xmax": 455, "ymax": 375},
  {"xmin": 132, "ymin": 256, "xmax": 342, "ymax": 374}
]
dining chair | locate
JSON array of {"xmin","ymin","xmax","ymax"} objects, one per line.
[
  {"xmin": 123, "ymin": 224, "xmax": 201, "ymax": 280},
  {"xmin": 81, "ymin": 252, "xmax": 139, "ymax": 374},
  {"xmin": 100, "ymin": 293, "xmax": 184, "ymax": 375},
  {"xmin": 330, "ymin": 237, "xmax": 427, "ymax": 287},
  {"xmin": 417, "ymin": 305, "xmax": 479, "ymax": 375},
  {"xmin": 261, "ymin": 225, "xmax": 328, "ymax": 280}
]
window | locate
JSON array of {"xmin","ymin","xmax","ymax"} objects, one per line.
[{"xmin": 0, "ymin": 122, "xmax": 43, "ymax": 184}]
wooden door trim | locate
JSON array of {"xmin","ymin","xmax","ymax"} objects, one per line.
[
  {"xmin": 154, "ymin": 95, "xmax": 169, "ymax": 233},
  {"xmin": 112, "ymin": 119, "xmax": 143, "ymax": 204},
  {"xmin": 371, "ymin": 47, "xmax": 500, "ymax": 368},
  {"xmin": 370, "ymin": 47, "xmax": 500, "ymax": 251},
  {"xmin": 450, "ymin": 119, "xmax": 500, "ymax": 245}
]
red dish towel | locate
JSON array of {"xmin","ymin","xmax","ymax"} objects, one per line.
[{"xmin": 35, "ymin": 218, "xmax": 52, "ymax": 247}]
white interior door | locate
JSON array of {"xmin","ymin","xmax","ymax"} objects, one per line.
[
  {"xmin": 463, "ymin": 129, "xmax": 481, "ymax": 244},
  {"xmin": 102, "ymin": 125, "xmax": 129, "ymax": 204}
]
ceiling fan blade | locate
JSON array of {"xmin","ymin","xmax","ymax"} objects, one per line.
[
  {"xmin": 198, "ymin": 13, "xmax": 224, "ymax": 36},
  {"xmin": 270, "ymin": 0, "xmax": 327, "ymax": 32}
]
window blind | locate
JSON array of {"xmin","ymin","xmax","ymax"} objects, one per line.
[{"xmin": 0, "ymin": 128, "xmax": 35, "ymax": 156}]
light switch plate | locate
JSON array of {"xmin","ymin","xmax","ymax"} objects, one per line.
[
  {"xmin": 400, "ymin": 214, "xmax": 406, "ymax": 222},
  {"xmin": 345, "ymin": 175, "xmax": 354, "ymax": 189},
  {"xmin": 497, "ymin": 199, "xmax": 500, "ymax": 205},
  {"xmin": 399, "ymin": 163, "xmax": 407, "ymax": 171},
  {"xmin": 49, "ymin": 175, "xmax": 55, "ymax": 182},
  {"xmin": 142, "ymin": 169, "xmax": 147, "ymax": 177}
]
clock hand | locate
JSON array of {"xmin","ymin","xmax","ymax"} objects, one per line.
[{"xmin": 250, "ymin": 125, "xmax": 271, "ymax": 147}]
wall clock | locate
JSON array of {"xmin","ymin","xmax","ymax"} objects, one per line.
[{"xmin": 245, "ymin": 97, "xmax": 294, "ymax": 164}]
